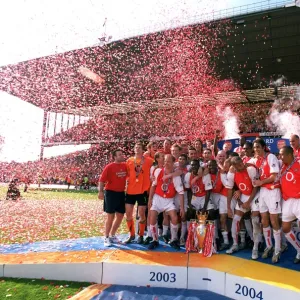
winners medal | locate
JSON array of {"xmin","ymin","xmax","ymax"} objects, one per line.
[
  {"xmin": 161, "ymin": 183, "xmax": 169, "ymax": 198},
  {"xmin": 161, "ymin": 169, "xmax": 172, "ymax": 197},
  {"xmin": 134, "ymin": 157, "xmax": 144, "ymax": 183}
]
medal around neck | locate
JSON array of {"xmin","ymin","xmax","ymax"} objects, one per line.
[{"xmin": 161, "ymin": 183, "xmax": 169, "ymax": 198}]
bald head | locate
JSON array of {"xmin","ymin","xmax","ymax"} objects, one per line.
[
  {"xmin": 165, "ymin": 154, "xmax": 175, "ymax": 163},
  {"xmin": 290, "ymin": 134, "xmax": 300, "ymax": 150},
  {"xmin": 164, "ymin": 154, "xmax": 176, "ymax": 171},
  {"xmin": 216, "ymin": 150, "xmax": 226, "ymax": 164}
]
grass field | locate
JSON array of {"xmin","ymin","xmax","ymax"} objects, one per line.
[
  {"xmin": 0, "ymin": 277, "xmax": 92, "ymax": 300},
  {"xmin": 0, "ymin": 186, "xmax": 127, "ymax": 244},
  {"xmin": 0, "ymin": 186, "xmax": 127, "ymax": 299}
]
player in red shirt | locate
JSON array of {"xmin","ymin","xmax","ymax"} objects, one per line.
[
  {"xmin": 194, "ymin": 139, "xmax": 203, "ymax": 159},
  {"xmin": 184, "ymin": 159, "xmax": 213, "ymax": 215},
  {"xmin": 225, "ymin": 156, "xmax": 260, "ymax": 259},
  {"xmin": 289, "ymin": 134, "xmax": 300, "ymax": 159},
  {"xmin": 162, "ymin": 139, "xmax": 172, "ymax": 154},
  {"xmin": 242, "ymin": 141, "xmax": 254, "ymax": 163},
  {"xmin": 201, "ymin": 148, "xmax": 213, "ymax": 168},
  {"xmin": 171, "ymin": 143, "xmax": 182, "ymax": 162},
  {"xmin": 188, "ymin": 146, "xmax": 197, "ymax": 162},
  {"xmin": 144, "ymin": 141, "xmax": 158, "ymax": 160},
  {"xmin": 250, "ymin": 138, "xmax": 282, "ymax": 263},
  {"xmin": 98, "ymin": 149, "xmax": 127, "ymax": 247},
  {"xmin": 175, "ymin": 153, "xmax": 189, "ymax": 246},
  {"xmin": 279, "ymin": 146, "xmax": 300, "ymax": 263},
  {"xmin": 208, "ymin": 158, "xmax": 230, "ymax": 250},
  {"xmin": 144, "ymin": 151, "xmax": 165, "ymax": 245},
  {"xmin": 180, "ymin": 142, "xmax": 189, "ymax": 155},
  {"xmin": 148, "ymin": 154, "xmax": 185, "ymax": 250}
]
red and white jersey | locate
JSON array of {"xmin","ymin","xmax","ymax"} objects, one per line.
[
  {"xmin": 150, "ymin": 166, "xmax": 161, "ymax": 181},
  {"xmin": 226, "ymin": 166, "xmax": 257, "ymax": 196},
  {"xmin": 234, "ymin": 146, "xmax": 243, "ymax": 154},
  {"xmin": 242, "ymin": 156, "xmax": 252, "ymax": 163},
  {"xmin": 281, "ymin": 159, "xmax": 300, "ymax": 200},
  {"xmin": 249, "ymin": 153, "xmax": 279, "ymax": 190},
  {"xmin": 210, "ymin": 172, "xmax": 227, "ymax": 197},
  {"xmin": 153, "ymin": 168, "xmax": 184, "ymax": 199},
  {"xmin": 175, "ymin": 166, "xmax": 189, "ymax": 190},
  {"xmin": 293, "ymin": 147, "xmax": 300, "ymax": 159},
  {"xmin": 184, "ymin": 173, "xmax": 212, "ymax": 197}
]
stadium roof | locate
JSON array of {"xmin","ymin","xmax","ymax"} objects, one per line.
[
  {"xmin": 56, "ymin": 85, "xmax": 298, "ymax": 117},
  {"xmin": 0, "ymin": 2, "xmax": 299, "ymax": 114}
]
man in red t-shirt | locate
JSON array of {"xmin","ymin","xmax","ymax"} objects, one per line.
[
  {"xmin": 98, "ymin": 149, "xmax": 127, "ymax": 247},
  {"xmin": 279, "ymin": 146, "xmax": 300, "ymax": 264}
]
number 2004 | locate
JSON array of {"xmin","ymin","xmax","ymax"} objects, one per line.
[{"xmin": 236, "ymin": 283, "xmax": 263, "ymax": 300}]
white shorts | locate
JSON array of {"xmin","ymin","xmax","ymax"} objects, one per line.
[
  {"xmin": 151, "ymin": 194, "xmax": 177, "ymax": 214},
  {"xmin": 174, "ymin": 191, "xmax": 188, "ymax": 212},
  {"xmin": 191, "ymin": 195, "xmax": 214, "ymax": 211},
  {"xmin": 235, "ymin": 193, "xmax": 260, "ymax": 213},
  {"xmin": 282, "ymin": 198, "xmax": 300, "ymax": 222},
  {"xmin": 217, "ymin": 194, "xmax": 236, "ymax": 214},
  {"xmin": 259, "ymin": 187, "xmax": 281, "ymax": 214}
]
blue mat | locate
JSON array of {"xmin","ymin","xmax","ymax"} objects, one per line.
[
  {"xmin": 220, "ymin": 245, "xmax": 300, "ymax": 272},
  {"xmin": 91, "ymin": 285, "xmax": 230, "ymax": 300},
  {"xmin": 1, "ymin": 235, "xmax": 299, "ymax": 273},
  {"xmin": 0, "ymin": 234, "xmax": 185, "ymax": 254}
]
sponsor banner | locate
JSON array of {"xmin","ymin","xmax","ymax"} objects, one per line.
[{"xmin": 217, "ymin": 137, "xmax": 290, "ymax": 154}]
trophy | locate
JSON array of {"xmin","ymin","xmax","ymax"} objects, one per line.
[
  {"xmin": 196, "ymin": 211, "xmax": 208, "ymax": 253},
  {"xmin": 185, "ymin": 219, "xmax": 198, "ymax": 253},
  {"xmin": 203, "ymin": 220, "xmax": 216, "ymax": 257}
]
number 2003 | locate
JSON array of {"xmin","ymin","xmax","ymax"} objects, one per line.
[
  {"xmin": 150, "ymin": 272, "xmax": 176, "ymax": 283},
  {"xmin": 235, "ymin": 284, "xmax": 263, "ymax": 300}
]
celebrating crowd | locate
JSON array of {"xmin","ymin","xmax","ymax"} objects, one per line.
[{"xmin": 99, "ymin": 134, "xmax": 300, "ymax": 264}]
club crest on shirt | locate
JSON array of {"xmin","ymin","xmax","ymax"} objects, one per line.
[{"xmin": 272, "ymin": 164, "xmax": 276, "ymax": 167}]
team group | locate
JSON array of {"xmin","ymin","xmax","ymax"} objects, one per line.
[{"xmin": 98, "ymin": 134, "xmax": 300, "ymax": 264}]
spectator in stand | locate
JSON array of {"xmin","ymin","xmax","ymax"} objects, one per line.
[
  {"xmin": 83, "ymin": 175, "xmax": 89, "ymax": 190},
  {"xmin": 66, "ymin": 175, "xmax": 71, "ymax": 189}
]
